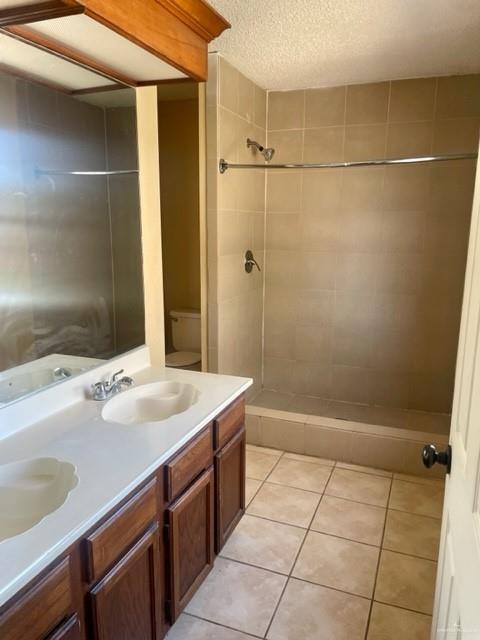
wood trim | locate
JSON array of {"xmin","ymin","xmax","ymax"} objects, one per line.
[
  {"xmin": 136, "ymin": 77, "xmax": 195, "ymax": 87},
  {"xmin": 156, "ymin": 0, "xmax": 230, "ymax": 41},
  {"xmin": 75, "ymin": 0, "xmax": 223, "ymax": 81},
  {"xmin": 0, "ymin": 557, "xmax": 74, "ymax": 640},
  {"xmin": 165, "ymin": 425, "xmax": 213, "ymax": 503},
  {"xmin": 0, "ymin": 1, "xmax": 83, "ymax": 28},
  {"xmin": 84, "ymin": 479, "xmax": 157, "ymax": 583},
  {"xmin": 2, "ymin": 25, "xmax": 136, "ymax": 87}
]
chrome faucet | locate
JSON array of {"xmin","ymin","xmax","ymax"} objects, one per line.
[{"xmin": 91, "ymin": 369, "xmax": 134, "ymax": 401}]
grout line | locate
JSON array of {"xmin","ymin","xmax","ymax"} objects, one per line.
[
  {"xmin": 262, "ymin": 464, "xmax": 335, "ymax": 639},
  {"xmin": 363, "ymin": 473, "xmax": 393, "ymax": 639},
  {"xmin": 242, "ymin": 512, "xmax": 308, "ymax": 532},
  {"xmin": 184, "ymin": 612, "xmax": 263, "ymax": 639}
]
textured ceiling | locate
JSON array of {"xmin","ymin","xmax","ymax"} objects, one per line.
[{"xmin": 208, "ymin": 0, "xmax": 480, "ymax": 90}]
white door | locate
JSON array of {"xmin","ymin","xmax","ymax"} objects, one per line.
[{"xmin": 431, "ymin": 147, "xmax": 480, "ymax": 639}]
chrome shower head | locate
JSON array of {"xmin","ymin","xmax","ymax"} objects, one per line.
[{"xmin": 246, "ymin": 138, "xmax": 275, "ymax": 162}]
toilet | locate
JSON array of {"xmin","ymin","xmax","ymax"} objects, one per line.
[{"xmin": 165, "ymin": 309, "xmax": 201, "ymax": 369}]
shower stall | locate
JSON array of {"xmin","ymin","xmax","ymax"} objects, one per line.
[{"xmin": 206, "ymin": 54, "xmax": 479, "ymax": 477}]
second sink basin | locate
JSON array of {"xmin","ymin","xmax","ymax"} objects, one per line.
[
  {"xmin": 0, "ymin": 457, "xmax": 78, "ymax": 542},
  {"xmin": 101, "ymin": 381, "xmax": 199, "ymax": 425}
]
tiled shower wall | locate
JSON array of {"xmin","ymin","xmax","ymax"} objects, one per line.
[
  {"xmin": 264, "ymin": 75, "xmax": 480, "ymax": 414},
  {"xmin": 207, "ymin": 55, "xmax": 267, "ymax": 397}
]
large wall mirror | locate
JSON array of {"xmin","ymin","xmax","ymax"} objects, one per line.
[{"xmin": 0, "ymin": 33, "xmax": 145, "ymax": 405}]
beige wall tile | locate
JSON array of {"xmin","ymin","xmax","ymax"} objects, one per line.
[
  {"xmin": 333, "ymin": 326, "xmax": 373, "ymax": 368},
  {"xmin": 298, "ymin": 251, "xmax": 336, "ymax": 289},
  {"xmin": 292, "ymin": 361, "xmax": 332, "ymax": 396},
  {"xmin": 254, "ymin": 85, "xmax": 266, "ymax": 128},
  {"xmin": 219, "ymin": 57, "xmax": 239, "ymax": 113},
  {"xmin": 304, "ymin": 424, "xmax": 353, "ymax": 461},
  {"xmin": 266, "ymin": 212, "xmax": 301, "ymax": 250},
  {"xmin": 303, "ymin": 126, "xmax": 344, "ymax": 163},
  {"xmin": 387, "ymin": 121, "xmax": 433, "ymax": 157},
  {"xmin": 305, "ymin": 86, "xmax": 346, "ymax": 127},
  {"xmin": 389, "ymin": 78, "xmax": 436, "ymax": 122},
  {"xmin": 302, "ymin": 169, "xmax": 343, "ymax": 212},
  {"xmin": 238, "ymin": 71, "xmax": 255, "ymax": 122},
  {"xmin": 346, "ymin": 82, "xmax": 390, "ymax": 124},
  {"xmin": 266, "ymin": 171, "xmax": 302, "ymax": 211},
  {"xmin": 335, "ymin": 252, "xmax": 378, "ymax": 292},
  {"xmin": 341, "ymin": 167, "xmax": 384, "ymax": 211},
  {"xmin": 300, "ymin": 210, "xmax": 339, "ymax": 251},
  {"xmin": 350, "ymin": 433, "xmax": 407, "ymax": 472},
  {"xmin": 294, "ymin": 324, "xmax": 332, "ymax": 363},
  {"xmin": 432, "ymin": 117, "xmax": 480, "ymax": 154},
  {"xmin": 436, "ymin": 74, "xmax": 480, "ymax": 118},
  {"xmin": 264, "ymin": 320, "xmax": 296, "ymax": 359},
  {"xmin": 331, "ymin": 365, "xmax": 373, "ymax": 404},
  {"xmin": 344, "ymin": 123, "xmax": 386, "ymax": 161},
  {"xmin": 297, "ymin": 290, "xmax": 335, "ymax": 326},
  {"xmin": 245, "ymin": 413, "xmax": 262, "ymax": 445},
  {"xmin": 264, "ymin": 356, "xmax": 295, "ymax": 391},
  {"xmin": 268, "ymin": 90, "xmax": 305, "ymax": 130},
  {"xmin": 267, "ymin": 129, "xmax": 303, "ymax": 163},
  {"xmin": 383, "ymin": 165, "xmax": 431, "ymax": 210}
]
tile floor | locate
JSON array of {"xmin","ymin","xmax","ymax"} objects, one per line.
[
  {"xmin": 167, "ymin": 445, "xmax": 445, "ymax": 640},
  {"xmin": 250, "ymin": 389, "xmax": 451, "ymax": 434}
]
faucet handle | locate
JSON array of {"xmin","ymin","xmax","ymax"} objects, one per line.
[
  {"xmin": 110, "ymin": 369, "xmax": 124, "ymax": 385},
  {"xmin": 91, "ymin": 381, "xmax": 108, "ymax": 401}
]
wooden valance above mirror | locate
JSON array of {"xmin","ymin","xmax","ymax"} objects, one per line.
[{"xmin": 0, "ymin": 0, "xmax": 230, "ymax": 90}]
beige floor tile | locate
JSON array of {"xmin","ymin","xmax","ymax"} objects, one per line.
[
  {"xmin": 267, "ymin": 458, "xmax": 332, "ymax": 493},
  {"xmin": 311, "ymin": 495, "xmax": 386, "ymax": 545},
  {"xmin": 246, "ymin": 450, "xmax": 280, "ymax": 481},
  {"xmin": 246, "ymin": 444, "xmax": 283, "ymax": 457},
  {"xmin": 336, "ymin": 462, "xmax": 392, "ymax": 478},
  {"xmin": 245, "ymin": 478, "xmax": 262, "ymax": 506},
  {"xmin": 367, "ymin": 603, "xmax": 432, "ymax": 640},
  {"xmin": 293, "ymin": 531, "xmax": 379, "ymax": 597},
  {"xmin": 393, "ymin": 473, "xmax": 445, "ymax": 487},
  {"xmin": 247, "ymin": 482, "xmax": 320, "ymax": 527},
  {"xmin": 221, "ymin": 514, "xmax": 306, "ymax": 574},
  {"xmin": 283, "ymin": 452, "xmax": 335, "ymax": 466},
  {"xmin": 167, "ymin": 614, "xmax": 255, "ymax": 640},
  {"xmin": 267, "ymin": 578, "xmax": 370, "ymax": 640},
  {"xmin": 389, "ymin": 480, "xmax": 444, "ymax": 518},
  {"xmin": 326, "ymin": 468, "xmax": 391, "ymax": 507},
  {"xmin": 383, "ymin": 510, "xmax": 441, "ymax": 560},
  {"xmin": 185, "ymin": 557, "xmax": 286, "ymax": 637},
  {"xmin": 374, "ymin": 550, "xmax": 437, "ymax": 614}
]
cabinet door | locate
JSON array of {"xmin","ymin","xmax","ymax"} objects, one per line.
[
  {"xmin": 46, "ymin": 615, "xmax": 81, "ymax": 640},
  {"xmin": 167, "ymin": 467, "xmax": 214, "ymax": 622},
  {"xmin": 89, "ymin": 525, "xmax": 162, "ymax": 640},
  {"xmin": 215, "ymin": 428, "xmax": 246, "ymax": 553}
]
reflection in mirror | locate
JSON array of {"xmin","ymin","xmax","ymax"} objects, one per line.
[{"xmin": 0, "ymin": 38, "xmax": 145, "ymax": 405}]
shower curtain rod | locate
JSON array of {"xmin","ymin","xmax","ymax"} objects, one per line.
[
  {"xmin": 219, "ymin": 152, "xmax": 478, "ymax": 173},
  {"xmin": 35, "ymin": 169, "xmax": 139, "ymax": 176}
]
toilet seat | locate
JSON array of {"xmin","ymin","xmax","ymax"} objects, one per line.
[{"xmin": 165, "ymin": 351, "xmax": 201, "ymax": 367}]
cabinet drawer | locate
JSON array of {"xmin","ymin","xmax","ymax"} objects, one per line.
[
  {"xmin": 165, "ymin": 426, "xmax": 213, "ymax": 503},
  {"xmin": 214, "ymin": 396, "xmax": 245, "ymax": 450},
  {"xmin": 0, "ymin": 557, "xmax": 73, "ymax": 640},
  {"xmin": 47, "ymin": 615, "xmax": 81, "ymax": 640},
  {"xmin": 84, "ymin": 478, "xmax": 157, "ymax": 583}
]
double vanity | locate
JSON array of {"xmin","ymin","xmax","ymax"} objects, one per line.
[{"xmin": 0, "ymin": 353, "xmax": 251, "ymax": 640}]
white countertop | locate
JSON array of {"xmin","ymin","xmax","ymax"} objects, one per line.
[{"xmin": 0, "ymin": 363, "xmax": 251, "ymax": 607}]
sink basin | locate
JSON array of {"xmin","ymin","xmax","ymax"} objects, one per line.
[
  {"xmin": 0, "ymin": 458, "xmax": 78, "ymax": 542},
  {"xmin": 101, "ymin": 381, "xmax": 199, "ymax": 425}
]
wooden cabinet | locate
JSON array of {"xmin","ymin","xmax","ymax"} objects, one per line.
[
  {"xmin": 89, "ymin": 525, "xmax": 162, "ymax": 640},
  {"xmin": 0, "ymin": 396, "xmax": 246, "ymax": 640},
  {"xmin": 215, "ymin": 429, "xmax": 246, "ymax": 553},
  {"xmin": 47, "ymin": 616, "xmax": 81, "ymax": 640},
  {"xmin": 166, "ymin": 468, "xmax": 214, "ymax": 622},
  {"xmin": 0, "ymin": 556, "xmax": 76, "ymax": 640}
]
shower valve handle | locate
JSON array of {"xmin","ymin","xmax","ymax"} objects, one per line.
[{"xmin": 245, "ymin": 250, "xmax": 261, "ymax": 273}]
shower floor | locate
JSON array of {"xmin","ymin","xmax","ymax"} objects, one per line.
[{"xmin": 251, "ymin": 389, "xmax": 451, "ymax": 435}]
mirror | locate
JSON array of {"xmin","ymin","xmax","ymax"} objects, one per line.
[{"xmin": 0, "ymin": 33, "xmax": 145, "ymax": 405}]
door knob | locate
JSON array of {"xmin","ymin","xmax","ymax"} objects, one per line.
[{"xmin": 422, "ymin": 444, "xmax": 452, "ymax": 474}]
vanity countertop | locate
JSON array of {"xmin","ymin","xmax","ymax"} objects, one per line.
[{"xmin": 0, "ymin": 365, "xmax": 252, "ymax": 608}]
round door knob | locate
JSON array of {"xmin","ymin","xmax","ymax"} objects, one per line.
[{"xmin": 422, "ymin": 444, "xmax": 452, "ymax": 474}]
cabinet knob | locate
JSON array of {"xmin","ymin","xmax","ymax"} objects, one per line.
[{"xmin": 422, "ymin": 444, "xmax": 452, "ymax": 474}]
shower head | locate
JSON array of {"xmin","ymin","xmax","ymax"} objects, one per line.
[{"xmin": 246, "ymin": 138, "xmax": 275, "ymax": 162}]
